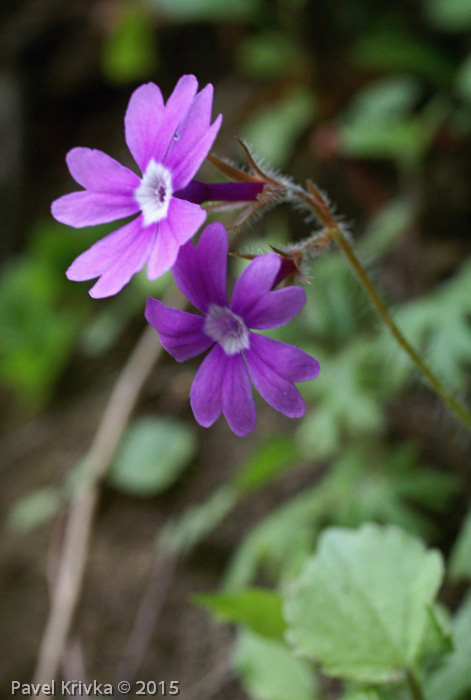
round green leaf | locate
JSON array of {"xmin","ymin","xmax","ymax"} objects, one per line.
[
  {"xmin": 285, "ymin": 523, "xmax": 444, "ymax": 683},
  {"xmin": 108, "ymin": 417, "xmax": 197, "ymax": 496}
]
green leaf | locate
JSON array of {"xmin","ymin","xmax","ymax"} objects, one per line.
[
  {"xmin": 232, "ymin": 436, "xmax": 299, "ymax": 494},
  {"xmin": 237, "ymin": 31, "xmax": 305, "ymax": 80},
  {"xmin": 108, "ymin": 417, "xmax": 196, "ymax": 496},
  {"xmin": 338, "ymin": 78, "xmax": 445, "ymax": 162},
  {"xmin": 425, "ymin": 592, "xmax": 471, "ymax": 700},
  {"xmin": 425, "ymin": 0, "xmax": 471, "ymax": 31},
  {"xmin": 352, "ymin": 26, "xmax": 455, "ymax": 86},
  {"xmin": 383, "ymin": 258, "xmax": 471, "ymax": 389},
  {"xmin": 147, "ymin": 0, "xmax": 261, "ymax": 22},
  {"xmin": 102, "ymin": 4, "xmax": 157, "ymax": 84},
  {"xmin": 298, "ymin": 344, "xmax": 384, "ymax": 459},
  {"xmin": 449, "ymin": 509, "xmax": 471, "ymax": 581},
  {"xmin": 358, "ymin": 198, "xmax": 416, "ymax": 259},
  {"xmin": 242, "ymin": 88, "xmax": 316, "ymax": 166},
  {"xmin": 158, "ymin": 486, "xmax": 238, "ymax": 554},
  {"xmin": 195, "ymin": 588, "xmax": 286, "ymax": 641},
  {"xmin": 285, "ymin": 523, "xmax": 444, "ymax": 682},
  {"xmin": 234, "ymin": 630, "xmax": 318, "ymax": 700},
  {"xmin": 9, "ymin": 488, "xmax": 62, "ymax": 532}
]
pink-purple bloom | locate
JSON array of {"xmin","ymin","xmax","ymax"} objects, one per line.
[
  {"xmin": 52, "ymin": 75, "xmax": 222, "ymax": 298},
  {"xmin": 145, "ymin": 223, "xmax": 320, "ymax": 436}
]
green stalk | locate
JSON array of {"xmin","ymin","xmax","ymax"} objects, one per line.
[{"xmin": 293, "ymin": 182, "xmax": 471, "ymax": 433}]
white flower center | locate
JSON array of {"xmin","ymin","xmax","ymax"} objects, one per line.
[
  {"xmin": 135, "ymin": 160, "xmax": 173, "ymax": 226},
  {"xmin": 204, "ymin": 305, "xmax": 250, "ymax": 355}
]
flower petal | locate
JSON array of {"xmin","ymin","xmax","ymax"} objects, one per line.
[
  {"xmin": 164, "ymin": 84, "xmax": 214, "ymax": 169},
  {"xmin": 146, "ymin": 198, "xmax": 206, "ymax": 280},
  {"xmin": 51, "ymin": 191, "xmax": 139, "ymax": 228},
  {"xmin": 172, "ymin": 222, "xmax": 228, "ymax": 313},
  {"xmin": 245, "ymin": 337, "xmax": 307, "ymax": 418},
  {"xmin": 241, "ymin": 286, "xmax": 307, "ymax": 330},
  {"xmin": 222, "ymin": 353, "xmax": 256, "ymax": 436},
  {"xmin": 190, "ymin": 344, "xmax": 226, "ymax": 428},
  {"xmin": 124, "ymin": 82, "xmax": 165, "ymax": 172},
  {"xmin": 248, "ymin": 334, "xmax": 320, "ymax": 382},
  {"xmin": 152, "ymin": 75, "xmax": 199, "ymax": 163},
  {"xmin": 145, "ymin": 298, "xmax": 212, "ymax": 362},
  {"xmin": 230, "ymin": 254, "xmax": 281, "ymax": 319},
  {"xmin": 83, "ymin": 220, "xmax": 155, "ymax": 298},
  {"xmin": 66, "ymin": 147, "xmax": 140, "ymax": 193},
  {"xmin": 168, "ymin": 114, "xmax": 222, "ymax": 191},
  {"xmin": 66, "ymin": 216, "xmax": 147, "ymax": 282}
]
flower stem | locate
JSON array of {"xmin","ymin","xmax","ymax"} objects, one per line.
[
  {"xmin": 293, "ymin": 181, "xmax": 471, "ymax": 432},
  {"xmin": 406, "ymin": 670, "xmax": 426, "ymax": 700}
]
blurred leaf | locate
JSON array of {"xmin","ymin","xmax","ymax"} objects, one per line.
[
  {"xmin": 242, "ymin": 88, "xmax": 316, "ymax": 166},
  {"xmin": 425, "ymin": 591, "xmax": 471, "ymax": 700},
  {"xmin": 298, "ymin": 343, "xmax": 384, "ymax": 459},
  {"xmin": 383, "ymin": 258, "xmax": 471, "ymax": 389},
  {"xmin": 456, "ymin": 52, "xmax": 471, "ymax": 103},
  {"xmin": 353, "ymin": 27, "xmax": 455, "ymax": 85},
  {"xmin": 108, "ymin": 417, "xmax": 196, "ymax": 496},
  {"xmin": 237, "ymin": 31, "xmax": 305, "ymax": 80},
  {"xmin": 225, "ymin": 440, "xmax": 453, "ymax": 590},
  {"xmin": 425, "ymin": 0, "xmax": 471, "ymax": 31},
  {"xmin": 146, "ymin": 0, "xmax": 261, "ymax": 22},
  {"xmin": 419, "ymin": 604, "xmax": 453, "ymax": 658},
  {"xmin": 157, "ymin": 486, "xmax": 238, "ymax": 554},
  {"xmin": 232, "ymin": 436, "xmax": 299, "ymax": 494},
  {"xmin": 0, "ymin": 259, "xmax": 77, "ymax": 405},
  {"xmin": 195, "ymin": 588, "xmax": 286, "ymax": 641},
  {"xmin": 449, "ymin": 509, "xmax": 471, "ymax": 581},
  {"xmin": 223, "ymin": 485, "xmax": 321, "ymax": 590},
  {"xmin": 234, "ymin": 630, "xmax": 318, "ymax": 700},
  {"xmin": 285, "ymin": 524, "xmax": 444, "ymax": 682},
  {"xmin": 102, "ymin": 4, "xmax": 157, "ymax": 84},
  {"xmin": 358, "ymin": 198, "xmax": 416, "ymax": 259},
  {"xmin": 338, "ymin": 78, "xmax": 446, "ymax": 162},
  {"xmin": 9, "ymin": 488, "xmax": 62, "ymax": 532}
]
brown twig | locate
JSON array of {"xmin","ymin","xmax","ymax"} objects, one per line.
[{"xmin": 32, "ymin": 319, "xmax": 166, "ymax": 696}]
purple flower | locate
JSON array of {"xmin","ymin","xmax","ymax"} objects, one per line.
[
  {"xmin": 145, "ymin": 223, "xmax": 320, "ymax": 436},
  {"xmin": 52, "ymin": 75, "xmax": 222, "ymax": 298}
]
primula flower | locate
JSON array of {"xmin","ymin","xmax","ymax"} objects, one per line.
[
  {"xmin": 52, "ymin": 75, "xmax": 222, "ymax": 298},
  {"xmin": 145, "ymin": 223, "xmax": 320, "ymax": 436}
]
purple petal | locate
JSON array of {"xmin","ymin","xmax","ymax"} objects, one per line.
[
  {"xmin": 145, "ymin": 298, "xmax": 212, "ymax": 362},
  {"xmin": 248, "ymin": 334, "xmax": 320, "ymax": 382},
  {"xmin": 172, "ymin": 222, "xmax": 228, "ymax": 313},
  {"xmin": 222, "ymin": 353, "xmax": 256, "ymax": 436},
  {"xmin": 245, "ymin": 337, "xmax": 308, "ymax": 418},
  {"xmin": 124, "ymin": 82, "xmax": 165, "ymax": 172},
  {"xmin": 146, "ymin": 198, "xmax": 206, "ymax": 279},
  {"xmin": 190, "ymin": 344, "xmax": 226, "ymax": 428},
  {"xmin": 152, "ymin": 75, "xmax": 199, "ymax": 163},
  {"xmin": 66, "ymin": 215, "xmax": 148, "ymax": 282},
  {"xmin": 66, "ymin": 147, "xmax": 140, "ymax": 193},
  {"xmin": 230, "ymin": 254, "xmax": 281, "ymax": 319},
  {"xmin": 51, "ymin": 191, "xmax": 139, "ymax": 228},
  {"xmin": 82, "ymin": 220, "xmax": 155, "ymax": 298},
  {"xmin": 242, "ymin": 286, "xmax": 307, "ymax": 330},
  {"xmin": 164, "ymin": 84, "xmax": 214, "ymax": 169},
  {"xmin": 168, "ymin": 114, "xmax": 222, "ymax": 191}
]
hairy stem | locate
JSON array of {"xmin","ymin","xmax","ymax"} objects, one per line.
[{"xmin": 292, "ymin": 182, "xmax": 471, "ymax": 432}]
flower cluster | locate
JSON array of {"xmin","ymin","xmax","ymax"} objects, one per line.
[{"xmin": 53, "ymin": 75, "xmax": 320, "ymax": 435}]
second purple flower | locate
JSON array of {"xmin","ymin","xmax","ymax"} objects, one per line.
[{"xmin": 146, "ymin": 223, "xmax": 320, "ymax": 436}]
